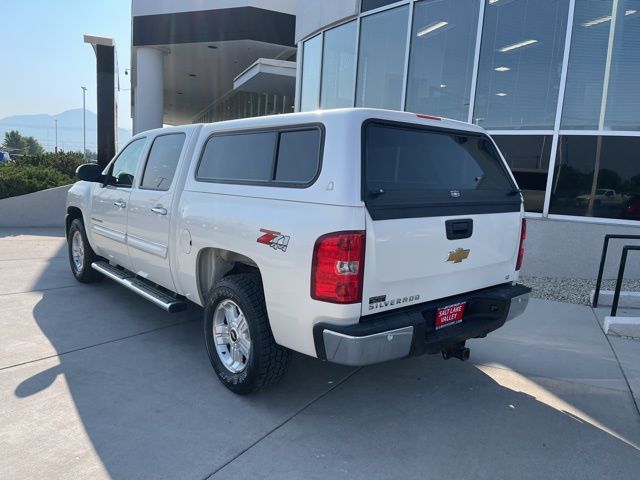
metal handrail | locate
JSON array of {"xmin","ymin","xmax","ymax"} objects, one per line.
[
  {"xmin": 611, "ymin": 245, "xmax": 640, "ymax": 317},
  {"xmin": 593, "ymin": 234, "xmax": 640, "ymax": 308}
]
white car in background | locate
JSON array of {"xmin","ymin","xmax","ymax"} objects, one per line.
[{"xmin": 575, "ymin": 188, "xmax": 627, "ymax": 208}]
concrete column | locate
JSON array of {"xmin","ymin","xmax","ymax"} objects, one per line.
[{"xmin": 134, "ymin": 47, "xmax": 164, "ymax": 134}]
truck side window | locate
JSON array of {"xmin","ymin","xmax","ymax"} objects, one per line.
[
  {"xmin": 107, "ymin": 138, "xmax": 146, "ymax": 188},
  {"xmin": 197, "ymin": 131, "xmax": 276, "ymax": 182},
  {"xmin": 274, "ymin": 129, "xmax": 321, "ymax": 183},
  {"xmin": 140, "ymin": 133, "xmax": 186, "ymax": 191},
  {"xmin": 197, "ymin": 126, "xmax": 322, "ymax": 186}
]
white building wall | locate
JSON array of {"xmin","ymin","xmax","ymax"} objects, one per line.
[
  {"xmin": 295, "ymin": 0, "xmax": 359, "ymax": 42},
  {"xmin": 132, "ymin": 0, "xmax": 296, "ymax": 16}
]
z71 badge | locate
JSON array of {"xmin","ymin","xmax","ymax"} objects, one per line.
[{"xmin": 257, "ymin": 229, "xmax": 290, "ymax": 252}]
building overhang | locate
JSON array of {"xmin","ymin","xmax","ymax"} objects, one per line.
[
  {"xmin": 131, "ymin": 5, "xmax": 297, "ymax": 125},
  {"xmin": 233, "ymin": 59, "xmax": 296, "ymax": 97}
]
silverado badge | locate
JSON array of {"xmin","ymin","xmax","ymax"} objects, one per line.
[{"xmin": 447, "ymin": 248, "xmax": 470, "ymax": 264}]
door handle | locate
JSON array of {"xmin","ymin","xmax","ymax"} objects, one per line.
[
  {"xmin": 151, "ymin": 206, "xmax": 168, "ymax": 216},
  {"xmin": 445, "ymin": 219, "xmax": 473, "ymax": 240},
  {"xmin": 114, "ymin": 200, "xmax": 127, "ymax": 208}
]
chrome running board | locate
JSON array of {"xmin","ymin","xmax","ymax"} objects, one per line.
[{"xmin": 91, "ymin": 261, "xmax": 187, "ymax": 313}]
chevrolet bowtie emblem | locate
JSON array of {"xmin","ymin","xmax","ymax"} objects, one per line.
[{"xmin": 447, "ymin": 248, "xmax": 470, "ymax": 264}]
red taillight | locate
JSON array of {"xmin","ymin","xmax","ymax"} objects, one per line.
[
  {"xmin": 516, "ymin": 219, "xmax": 526, "ymax": 271},
  {"xmin": 311, "ymin": 231, "xmax": 366, "ymax": 304}
]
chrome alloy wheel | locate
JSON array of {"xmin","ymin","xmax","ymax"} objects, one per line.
[
  {"xmin": 71, "ymin": 230, "xmax": 85, "ymax": 272},
  {"xmin": 213, "ymin": 299, "xmax": 251, "ymax": 373}
]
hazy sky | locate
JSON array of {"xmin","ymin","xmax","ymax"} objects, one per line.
[{"xmin": 1, "ymin": 0, "xmax": 133, "ymax": 129}]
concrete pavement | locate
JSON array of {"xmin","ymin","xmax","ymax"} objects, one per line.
[{"xmin": 1, "ymin": 228, "xmax": 639, "ymax": 479}]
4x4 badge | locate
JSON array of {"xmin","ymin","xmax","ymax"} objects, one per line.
[
  {"xmin": 447, "ymin": 248, "xmax": 470, "ymax": 263},
  {"xmin": 257, "ymin": 229, "xmax": 290, "ymax": 252}
]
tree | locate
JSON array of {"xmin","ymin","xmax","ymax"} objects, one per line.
[
  {"xmin": 3, "ymin": 130, "xmax": 26, "ymax": 152},
  {"xmin": 2, "ymin": 130, "xmax": 44, "ymax": 156},
  {"xmin": 24, "ymin": 136, "xmax": 44, "ymax": 156}
]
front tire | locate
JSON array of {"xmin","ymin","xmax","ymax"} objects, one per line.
[
  {"xmin": 67, "ymin": 218, "xmax": 103, "ymax": 283},
  {"xmin": 204, "ymin": 274, "xmax": 291, "ymax": 394}
]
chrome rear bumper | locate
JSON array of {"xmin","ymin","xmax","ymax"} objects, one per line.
[
  {"xmin": 506, "ymin": 292, "xmax": 529, "ymax": 322},
  {"xmin": 315, "ymin": 283, "xmax": 531, "ymax": 367},
  {"xmin": 322, "ymin": 327, "xmax": 414, "ymax": 367}
]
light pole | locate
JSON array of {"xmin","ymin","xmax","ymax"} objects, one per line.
[
  {"xmin": 81, "ymin": 86, "xmax": 87, "ymax": 160},
  {"xmin": 54, "ymin": 119, "xmax": 58, "ymax": 153}
]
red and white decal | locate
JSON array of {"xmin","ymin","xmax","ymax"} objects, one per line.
[
  {"xmin": 257, "ymin": 229, "xmax": 290, "ymax": 252},
  {"xmin": 435, "ymin": 302, "xmax": 466, "ymax": 330}
]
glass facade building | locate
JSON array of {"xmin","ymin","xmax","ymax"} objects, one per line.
[{"xmin": 297, "ymin": 0, "xmax": 640, "ymax": 224}]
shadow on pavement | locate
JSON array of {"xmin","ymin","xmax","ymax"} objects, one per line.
[{"xmin": 8, "ymin": 236, "xmax": 640, "ymax": 479}]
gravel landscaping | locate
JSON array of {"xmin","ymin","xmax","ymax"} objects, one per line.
[{"xmin": 520, "ymin": 276, "xmax": 640, "ymax": 305}]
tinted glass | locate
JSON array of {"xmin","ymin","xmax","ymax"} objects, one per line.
[
  {"xmin": 320, "ymin": 21, "xmax": 357, "ymax": 109},
  {"xmin": 197, "ymin": 132, "xmax": 276, "ymax": 182},
  {"xmin": 474, "ymin": 0, "xmax": 569, "ymax": 129},
  {"xmin": 141, "ymin": 133, "xmax": 185, "ymax": 190},
  {"xmin": 405, "ymin": 0, "xmax": 480, "ymax": 121},
  {"xmin": 562, "ymin": 0, "xmax": 640, "ymax": 130},
  {"xmin": 356, "ymin": 6, "xmax": 409, "ymax": 110},
  {"xmin": 605, "ymin": 0, "xmax": 640, "ymax": 130},
  {"xmin": 364, "ymin": 123, "xmax": 514, "ymax": 204},
  {"xmin": 362, "ymin": 0, "xmax": 401, "ymax": 12},
  {"xmin": 550, "ymin": 136, "xmax": 640, "ymax": 220},
  {"xmin": 275, "ymin": 129, "xmax": 322, "ymax": 183},
  {"xmin": 300, "ymin": 35, "xmax": 322, "ymax": 111},
  {"xmin": 108, "ymin": 138, "xmax": 146, "ymax": 188},
  {"xmin": 492, "ymin": 135, "xmax": 552, "ymax": 213}
]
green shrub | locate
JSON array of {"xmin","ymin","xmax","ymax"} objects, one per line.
[
  {"xmin": 0, "ymin": 152, "xmax": 87, "ymax": 199},
  {"xmin": 14, "ymin": 152, "xmax": 85, "ymax": 178},
  {"xmin": 0, "ymin": 163, "xmax": 74, "ymax": 199}
]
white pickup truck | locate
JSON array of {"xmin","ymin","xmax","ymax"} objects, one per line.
[{"xmin": 66, "ymin": 108, "xmax": 530, "ymax": 394}]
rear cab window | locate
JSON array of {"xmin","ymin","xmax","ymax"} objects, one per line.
[
  {"xmin": 362, "ymin": 120, "xmax": 519, "ymax": 220},
  {"xmin": 196, "ymin": 125, "xmax": 323, "ymax": 187}
]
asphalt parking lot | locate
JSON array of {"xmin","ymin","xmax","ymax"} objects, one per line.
[{"xmin": 1, "ymin": 228, "xmax": 639, "ymax": 479}]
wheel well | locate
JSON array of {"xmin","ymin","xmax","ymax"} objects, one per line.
[
  {"xmin": 66, "ymin": 207, "xmax": 83, "ymax": 234},
  {"xmin": 196, "ymin": 248, "xmax": 262, "ymax": 302}
]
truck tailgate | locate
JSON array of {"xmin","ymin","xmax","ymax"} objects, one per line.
[{"xmin": 362, "ymin": 211, "xmax": 521, "ymax": 316}]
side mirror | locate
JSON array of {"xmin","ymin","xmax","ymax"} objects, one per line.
[{"xmin": 76, "ymin": 163, "xmax": 104, "ymax": 183}]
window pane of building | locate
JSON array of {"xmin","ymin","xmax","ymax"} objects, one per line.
[
  {"xmin": 561, "ymin": 0, "xmax": 613, "ymax": 129},
  {"xmin": 300, "ymin": 34, "xmax": 322, "ymax": 111},
  {"xmin": 356, "ymin": 6, "xmax": 409, "ymax": 110},
  {"xmin": 604, "ymin": 0, "xmax": 640, "ymax": 130},
  {"xmin": 362, "ymin": 0, "xmax": 401, "ymax": 12},
  {"xmin": 141, "ymin": 133, "xmax": 186, "ymax": 191},
  {"xmin": 549, "ymin": 136, "xmax": 640, "ymax": 220},
  {"xmin": 474, "ymin": 0, "xmax": 569, "ymax": 130},
  {"xmin": 405, "ymin": 0, "xmax": 480, "ymax": 121},
  {"xmin": 197, "ymin": 132, "xmax": 276, "ymax": 182},
  {"xmin": 561, "ymin": 0, "xmax": 640, "ymax": 130},
  {"xmin": 275, "ymin": 129, "xmax": 322, "ymax": 183},
  {"xmin": 492, "ymin": 135, "xmax": 552, "ymax": 213},
  {"xmin": 320, "ymin": 21, "xmax": 357, "ymax": 109}
]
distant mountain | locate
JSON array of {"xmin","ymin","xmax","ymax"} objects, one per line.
[{"xmin": 0, "ymin": 109, "xmax": 131, "ymax": 153}]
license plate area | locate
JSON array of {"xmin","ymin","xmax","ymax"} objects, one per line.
[{"xmin": 435, "ymin": 302, "xmax": 466, "ymax": 331}]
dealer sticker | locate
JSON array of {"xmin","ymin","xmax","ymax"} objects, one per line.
[{"xmin": 435, "ymin": 302, "xmax": 466, "ymax": 330}]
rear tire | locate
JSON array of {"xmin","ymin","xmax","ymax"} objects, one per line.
[
  {"xmin": 67, "ymin": 218, "xmax": 103, "ymax": 283},
  {"xmin": 204, "ymin": 274, "xmax": 291, "ymax": 394}
]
